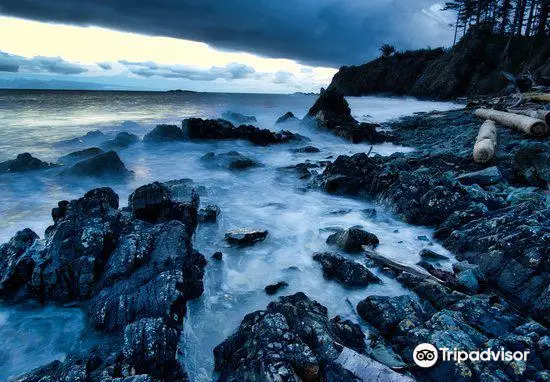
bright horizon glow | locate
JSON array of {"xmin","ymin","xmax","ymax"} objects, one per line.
[{"xmin": 0, "ymin": 16, "xmax": 337, "ymax": 93}]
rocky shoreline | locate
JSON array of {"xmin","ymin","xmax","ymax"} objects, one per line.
[{"xmin": 0, "ymin": 89, "xmax": 548, "ymax": 381}]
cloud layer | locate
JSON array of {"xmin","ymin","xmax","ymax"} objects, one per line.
[
  {"xmin": 0, "ymin": 0, "xmax": 454, "ymax": 67},
  {"xmin": 0, "ymin": 51, "xmax": 88, "ymax": 74},
  {"xmin": 119, "ymin": 60, "xmax": 256, "ymax": 81}
]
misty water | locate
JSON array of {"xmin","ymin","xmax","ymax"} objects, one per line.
[{"xmin": 0, "ymin": 90, "xmax": 461, "ymax": 380}]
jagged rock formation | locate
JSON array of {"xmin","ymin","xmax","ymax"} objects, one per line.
[{"xmin": 0, "ymin": 180, "xmax": 206, "ymax": 381}]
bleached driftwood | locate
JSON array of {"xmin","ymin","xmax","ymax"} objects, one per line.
[
  {"xmin": 508, "ymin": 109, "xmax": 550, "ymax": 125},
  {"xmin": 473, "ymin": 120, "xmax": 497, "ymax": 163},
  {"xmin": 336, "ymin": 347, "xmax": 415, "ymax": 382},
  {"xmin": 475, "ymin": 108, "xmax": 548, "ymax": 137},
  {"xmin": 364, "ymin": 249, "xmax": 442, "ymax": 284}
]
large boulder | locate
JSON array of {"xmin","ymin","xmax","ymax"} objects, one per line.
[
  {"xmin": 0, "ymin": 153, "xmax": 56, "ymax": 173},
  {"xmin": 304, "ymin": 88, "xmax": 389, "ymax": 143},
  {"xmin": 55, "ymin": 130, "xmax": 105, "ymax": 146},
  {"xmin": 57, "ymin": 147, "xmax": 104, "ymax": 165},
  {"xmin": 313, "ymin": 252, "xmax": 380, "ymax": 287},
  {"xmin": 326, "ymin": 227, "xmax": 379, "ymax": 252},
  {"xmin": 183, "ymin": 117, "xmax": 302, "ymax": 146},
  {"xmin": 143, "ymin": 124, "xmax": 185, "ymax": 142},
  {"xmin": 62, "ymin": 151, "xmax": 133, "ymax": 180}
]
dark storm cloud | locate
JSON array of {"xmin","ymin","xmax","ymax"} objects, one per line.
[
  {"xmin": 0, "ymin": 51, "xmax": 88, "ymax": 74},
  {"xmin": 0, "ymin": 0, "xmax": 454, "ymax": 67},
  {"xmin": 119, "ymin": 60, "xmax": 255, "ymax": 81}
]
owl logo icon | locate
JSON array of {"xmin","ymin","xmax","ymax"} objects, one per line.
[{"xmin": 413, "ymin": 343, "xmax": 438, "ymax": 367}]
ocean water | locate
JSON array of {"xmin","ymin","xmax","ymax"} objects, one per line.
[{"xmin": 0, "ymin": 90, "xmax": 461, "ymax": 380}]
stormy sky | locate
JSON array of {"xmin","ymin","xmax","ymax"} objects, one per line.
[{"xmin": 0, "ymin": 0, "xmax": 455, "ymax": 92}]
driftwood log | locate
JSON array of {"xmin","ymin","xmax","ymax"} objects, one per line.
[
  {"xmin": 508, "ymin": 109, "xmax": 550, "ymax": 125},
  {"xmin": 473, "ymin": 120, "xmax": 497, "ymax": 163},
  {"xmin": 475, "ymin": 108, "xmax": 548, "ymax": 137},
  {"xmin": 336, "ymin": 347, "xmax": 415, "ymax": 382}
]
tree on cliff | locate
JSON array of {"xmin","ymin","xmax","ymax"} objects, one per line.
[{"xmin": 444, "ymin": 0, "xmax": 549, "ymax": 37}]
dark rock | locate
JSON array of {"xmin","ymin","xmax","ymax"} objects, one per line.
[
  {"xmin": 56, "ymin": 130, "xmax": 105, "ymax": 146},
  {"xmin": 264, "ymin": 281, "xmax": 288, "ymax": 295},
  {"xmin": 313, "ymin": 252, "xmax": 380, "ymax": 287},
  {"xmin": 225, "ymin": 229, "xmax": 268, "ymax": 246},
  {"xmin": 513, "ymin": 142, "xmax": 550, "ymax": 189},
  {"xmin": 212, "ymin": 251, "xmax": 223, "ymax": 260},
  {"xmin": 419, "ymin": 248, "xmax": 449, "ymax": 260},
  {"xmin": 292, "ymin": 145, "xmax": 320, "ymax": 153},
  {"xmin": 183, "ymin": 117, "xmax": 303, "ymax": 146},
  {"xmin": 0, "ymin": 153, "xmax": 56, "ymax": 173},
  {"xmin": 276, "ymin": 111, "xmax": 299, "ymax": 124},
  {"xmin": 357, "ymin": 295, "xmax": 426, "ymax": 336},
  {"xmin": 143, "ymin": 124, "xmax": 185, "ymax": 142},
  {"xmin": 198, "ymin": 204, "xmax": 220, "ymax": 223},
  {"xmin": 57, "ymin": 147, "xmax": 104, "ymax": 165},
  {"xmin": 280, "ymin": 162, "xmax": 320, "ymax": 179},
  {"xmin": 122, "ymin": 317, "xmax": 183, "ymax": 379},
  {"xmin": 213, "ymin": 293, "xmax": 398, "ymax": 382},
  {"xmin": 62, "ymin": 151, "xmax": 133, "ymax": 180},
  {"xmin": 326, "ymin": 228, "xmax": 379, "ymax": 252},
  {"xmin": 304, "ymin": 88, "xmax": 389, "ymax": 144},
  {"xmin": 104, "ymin": 132, "xmax": 140, "ymax": 149},
  {"xmin": 200, "ymin": 151, "xmax": 260, "ymax": 170},
  {"xmin": 128, "ymin": 181, "xmax": 198, "ymax": 232},
  {"xmin": 456, "ymin": 269, "xmax": 480, "ymax": 293},
  {"xmin": 456, "ymin": 166, "xmax": 502, "ymax": 186},
  {"xmin": 163, "ymin": 178, "xmax": 202, "ymax": 207},
  {"xmin": 0, "ymin": 228, "xmax": 39, "ymax": 299},
  {"xmin": 221, "ymin": 111, "xmax": 257, "ymax": 124},
  {"xmin": 3, "ymin": 181, "xmax": 206, "ymax": 381}
]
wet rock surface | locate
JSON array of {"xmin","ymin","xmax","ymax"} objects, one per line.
[
  {"xmin": 313, "ymin": 252, "xmax": 380, "ymax": 287},
  {"xmin": 143, "ymin": 124, "xmax": 185, "ymax": 142},
  {"xmin": 183, "ymin": 117, "xmax": 303, "ymax": 146},
  {"xmin": 224, "ymin": 228, "xmax": 268, "ymax": 246},
  {"xmin": 61, "ymin": 151, "xmax": 134, "ymax": 180},
  {"xmin": 213, "ymin": 293, "xmax": 412, "ymax": 382},
  {"xmin": 303, "ymin": 88, "xmax": 391, "ymax": 144},
  {"xmin": 308, "ymin": 108, "xmax": 549, "ymax": 328},
  {"xmin": 0, "ymin": 153, "xmax": 57, "ymax": 173},
  {"xmin": 103, "ymin": 132, "xmax": 140, "ymax": 149},
  {"xmin": 0, "ymin": 180, "xmax": 207, "ymax": 381},
  {"xmin": 326, "ymin": 227, "xmax": 379, "ymax": 252},
  {"xmin": 57, "ymin": 147, "xmax": 105, "ymax": 165},
  {"xmin": 276, "ymin": 111, "xmax": 299, "ymax": 124}
]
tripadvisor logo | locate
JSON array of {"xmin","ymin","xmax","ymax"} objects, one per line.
[
  {"xmin": 413, "ymin": 343, "xmax": 530, "ymax": 368},
  {"xmin": 413, "ymin": 343, "xmax": 438, "ymax": 368}
]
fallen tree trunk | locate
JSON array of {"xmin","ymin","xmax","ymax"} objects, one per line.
[
  {"xmin": 364, "ymin": 248, "xmax": 442, "ymax": 283},
  {"xmin": 508, "ymin": 109, "xmax": 550, "ymax": 125},
  {"xmin": 473, "ymin": 120, "xmax": 497, "ymax": 163},
  {"xmin": 336, "ymin": 347, "xmax": 415, "ymax": 382},
  {"xmin": 475, "ymin": 108, "xmax": 548, "ymax": 137}
]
